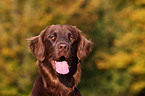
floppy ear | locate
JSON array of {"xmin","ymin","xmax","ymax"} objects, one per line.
[
  {"xmin": 27, "ymin": 27, "xmax": 48, "ymax": 61},
  {"xmin": 72, "ymin": 26, "xmax": 93, "ymax": 61},
  {"xmin": 77, "ymin": 35, "xmax": 93, "ymax": 60}
]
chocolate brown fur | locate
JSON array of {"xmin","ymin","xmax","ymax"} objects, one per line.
[{"xmin": 28, "ymin": 25, "xmax": 92, "ymax": 96}]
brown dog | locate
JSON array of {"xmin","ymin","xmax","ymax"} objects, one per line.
[{"xmin": 28, "ymin": 25, "xmax": 92, "ymax": 96}]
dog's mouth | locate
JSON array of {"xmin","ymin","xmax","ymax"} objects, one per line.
[{"xmin": 51, "ymin": 56, "xmax": 70, "ymax": 75}]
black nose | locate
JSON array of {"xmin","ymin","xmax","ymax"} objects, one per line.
[{"xmin": 58, "ymin": 43, "xmax": 69, "ymax": 51}]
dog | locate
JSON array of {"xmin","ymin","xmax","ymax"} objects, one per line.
[{"xmin": 28, "ymin": 25, "xmax": 92, "ymax": 96}]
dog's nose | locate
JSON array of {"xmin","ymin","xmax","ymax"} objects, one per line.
[{"xmin": 58, "ymin": 43, "xmax": 69, "ymax": 51}]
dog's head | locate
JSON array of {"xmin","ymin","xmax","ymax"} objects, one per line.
[{"xmin": 28, "ymin": 25, "xmax": 92, "ymax": 75}]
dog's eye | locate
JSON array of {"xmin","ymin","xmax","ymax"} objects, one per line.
[
  {"xmin": 69, "ymin": 35, "xmax": 74, "ymax": 41},
  {"xmin": 68, "ymin": 33, "xmax": 74, "ymax": 41},
  {"xmin": 48, "ymin": 35, "xmax": 55, "ymax": 40}
]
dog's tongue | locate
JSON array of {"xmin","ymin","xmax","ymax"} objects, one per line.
[{"xmin": 55, "ymin": 61, "xmax": 69, "ymax": 74}]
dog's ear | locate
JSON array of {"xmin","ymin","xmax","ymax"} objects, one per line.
[
  {"xmin": 72, "ymin": 26, "xmax": 93, "ymax": 61},
  {"xmin": 27, "ymin": 27, "xmax": 49, "ymax": 61},
  {"xmin": 77, "ymin": 35, "xmax": 93, "ymax": 61}
]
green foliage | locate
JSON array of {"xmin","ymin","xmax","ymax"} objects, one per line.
[{"xmin": 0, "ymin": 0, "xmax": 145, "ymax": 95}]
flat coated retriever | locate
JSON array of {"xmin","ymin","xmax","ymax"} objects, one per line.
[{"xmin": 28, "ymin": 25, "xmax": 92, "ymax": 96}]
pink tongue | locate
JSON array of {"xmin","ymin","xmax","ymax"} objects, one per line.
[{"xmin": 55, "ymin": 61, "xmax": 69, "ymax": 74}]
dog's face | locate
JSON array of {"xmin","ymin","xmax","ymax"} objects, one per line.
[
  {"xmin": 28, "ymin": 25, "xmax": 92, "ymax": 75},
  {"xmin": 44, "ymin": 25, "xmax": 80, "ymax": 75}
]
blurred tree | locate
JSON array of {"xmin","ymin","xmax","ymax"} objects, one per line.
[
  {"xmin": 95, "ymin": 0, "xmax": 145, "ymax": 96},
  {"xmin": 0, "ymin": 0, "xmax": 145, "ymax": 96}
]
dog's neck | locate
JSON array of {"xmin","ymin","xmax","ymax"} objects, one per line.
[
  {"xmin": 37, "ymin": 60, "xmax": 79, "ymax": 95},
  {"xmin": 57, "ymin": 74, "xmax": 75, "ymax": 88}
]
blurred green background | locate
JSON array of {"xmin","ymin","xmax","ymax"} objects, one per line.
[{"xmin": 0, "ymin": 0, "xmax": 145, "ymax": 96}]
